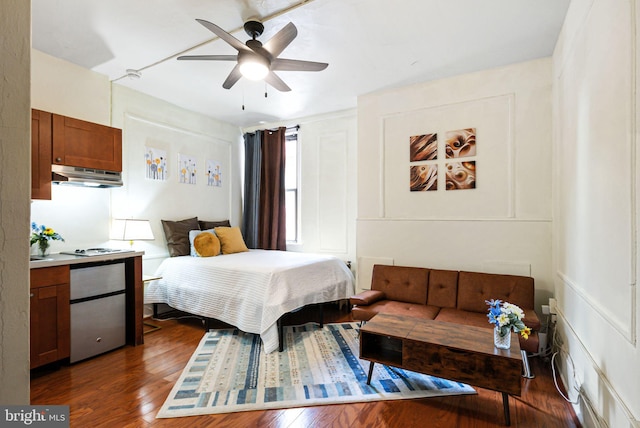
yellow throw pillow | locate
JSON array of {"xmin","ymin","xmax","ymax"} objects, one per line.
[
  {"xmin": 214, "ymin": 226, "xmax": 249, "ymax": 254},
  {"xmin": 193, "ymin": 232, "xmax": 221, "ymax": 257}
]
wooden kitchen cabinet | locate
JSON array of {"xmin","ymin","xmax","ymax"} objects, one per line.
[
  {"xmin": 31, "ymin": 109, "xmax": 123, "ymax": 199},
  {"xmin": 52, "ymin": 113, "xmax": 122, "ymax": 171},
  {"xmin": 30, "ymin": 265, "xmax": 70, "ymax": 369},
  {"xmin": 31, "ymin": 109, "xmax": 53, "ymax": 200}
]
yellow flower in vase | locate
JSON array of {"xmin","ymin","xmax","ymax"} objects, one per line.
[{"xmin": 30, "ymin": 222, "xmax": 64, "ymax": 256}]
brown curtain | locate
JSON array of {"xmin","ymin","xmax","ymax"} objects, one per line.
[{"xmin": 258, "ymin": 127, "xmax": 287, "ymax": 250}]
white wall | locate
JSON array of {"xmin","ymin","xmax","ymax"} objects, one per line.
[
  {"xmin": 31, "ymin": 49, "xmax": 111, "ymax": 125},
  {"xmin": 110, "ymin": 85, "xmax": 242, "ymax": 274},
  {"xmin": 0, "ymin": 0, "xmax": 31, "ymax": 404},
  {"xmin": 357, "ymin": 59, "xmax": 553, "ymax": 305},
  {"xmin": 553, "ymin": 0, "xmax": 639, "ymax": 426},
  {"xmin": 30, "ymin": 50, "xmax": 114, "ymax": 255}
]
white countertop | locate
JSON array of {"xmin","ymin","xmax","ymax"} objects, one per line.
[{"xmin": 30, "ymin": 251, "xmax": 145, "ymax": 269}]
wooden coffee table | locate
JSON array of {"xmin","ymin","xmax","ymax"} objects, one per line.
[{"xmin": 360, "ymin": 313, "xmax": 522, "ymax": 426}]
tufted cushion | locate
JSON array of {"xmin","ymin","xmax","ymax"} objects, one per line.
[
  {"xmin": 427, "ymin": 269, "xmax": 459, "ymax": 308},
  {"xmin": 189, "ymin": 229, "xmax": 215, "ymax": 256},
  {"xmin": 370, "ymin": 264, "xmax": 429, "ymax": 305},
  {"xmin": 352, "ymin": 300, "xmax": 440, "ymax": 322},
  {"xmin": 193, "ymin": 232, "xmax": 221, "ymax": 257},
  {"xmin": 457, "ymin": 271, "xmax": 534, "ymax": 313}
]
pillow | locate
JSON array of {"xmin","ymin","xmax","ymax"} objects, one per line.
[
  {"xmin": 214, "ymin": 226, "xmax": 249, "ymax": 254},
  {"xmin": 161, "ymin": 217, "xmax": 199, "ymax": 257},
  {"xmin": 193, "ymin": 232, "xmax": 221, "ymax": 257},
  {"xmin": 189, "ymin": 228, "xmax": 215, "ymax": 256},
  {"xmin": 199, "ymin": 219, "xmax": 231, "ymax": 230}
]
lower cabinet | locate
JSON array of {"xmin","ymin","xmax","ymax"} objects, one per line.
[{"xmin": 30, "ymin": 266, "xmax": 70, "ymax": 369}]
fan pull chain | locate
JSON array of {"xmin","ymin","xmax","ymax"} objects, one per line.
[
  {"xmin": 242, "ymin": 89, "xmax": 245, "ymax": 111},
  {"xmin": 265, "ymin": 83, "xmax": 268, "ymax": 98}
]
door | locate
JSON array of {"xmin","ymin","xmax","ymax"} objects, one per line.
[{"xmin": 30, "ymin": 283, "xmax": 70, "ymax": 368}]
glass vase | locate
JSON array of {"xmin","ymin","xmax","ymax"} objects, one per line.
[
  {"xmin": 494, "ymin": 327, "xmax": 511, "ymax": 349},
  {"xmin": 37, "ymin": 240, "xmax": 50, "ymax": 257}
]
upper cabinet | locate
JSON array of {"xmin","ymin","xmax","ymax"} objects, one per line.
[
  {"xmin": 31, "ymin": 109, "xmax": 123, "ymax": 200},
  {"xmin": 31, "ymin": 109, "xmax": 53, "ymax": 200},
  {"xmin": 52, "ymin": 114, "xmax": 122, "ymax": 172}
]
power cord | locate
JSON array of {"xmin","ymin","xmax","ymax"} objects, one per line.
[
  {"xmin": 538, "ymin": 316, "xmax": 579, "ymax": 403},
  {"xmin": 150, "ymin": 314, "xmax": 207, "ymax": 327},
  {"xmin": 551, "ymin": 348, "xmax": 579, "ymax": 404},
  {"xmin": 544, "ymin": 313, "xmax": 610, "ymax": 426}
]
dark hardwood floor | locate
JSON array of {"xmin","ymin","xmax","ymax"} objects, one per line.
[{"xmin": 30, "ymin": 305, "xmax": 581, "ymax": 427}]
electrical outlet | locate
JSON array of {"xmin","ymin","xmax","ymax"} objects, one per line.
[
  {"xmin": 541, "ymin": 304, "xmax": 550, "ymax": 315},
  {"xmin": 549, "ymin": 298, "xmax": 557, "ymax": 314}
]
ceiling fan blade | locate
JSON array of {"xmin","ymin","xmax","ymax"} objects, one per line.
[
  {"xmin": 264, "ymin": 71, "xmax": 291, "ymax": 92},
  {"xmin": 177, "ymin": 55, "xmax": 237, "ymax": 61},
  {"xmin": 222, "ymin": 64, "xmax": 243, "ymax": 89},
  {"xmin": 195, "ymin": 19, "xmax": 252, "ymax": 53},
  {"xmin": 262, "ymin": 22, "xmax": 297, "ymax": 58},
  {"xmin": 271, "ymin": 58, "xmax": 328, "ymax": 72}
]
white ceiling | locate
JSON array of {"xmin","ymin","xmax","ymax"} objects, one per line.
[{"xmin": 32, "ymin": 0, "xmax": 570, "ymax": 128}]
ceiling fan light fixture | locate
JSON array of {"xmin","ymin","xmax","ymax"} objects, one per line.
[
  {"xmin": 239, "ymin": 58, "xmax": 269, "ymax": 81},
  {"xmin": 178, "ymin": 19, "xmax": 327, "ymax": 91}
]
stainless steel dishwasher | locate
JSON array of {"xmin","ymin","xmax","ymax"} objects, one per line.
[{"xmin": 70, "ymin": 260, "xmax": 126, "ymax": 363}]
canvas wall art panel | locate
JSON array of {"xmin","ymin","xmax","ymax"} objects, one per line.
[
  {"xmin": 145, "ymin": 147, "xmax": 167, "ymax": 181},
  {"xmin": 445, "ymin": 128, "xmax": 476, "ymax": 158},
  {"xmin": 206, "ymin": 160, "xmax": 222, "ymax": 187},
  {"xmin": 179, "ymin": 154, "xmax": 197, "ymax": 185},
  {"xmin": 409, "ymin": 133, "xmax": 438, "ymax": 161},
  {"xmin": 410, "ymin": 165, "xmax": 438, "ymax": 191},
  {"xmin": 446, "ymin": 161, "xmax": 476, "ymax": 190}
]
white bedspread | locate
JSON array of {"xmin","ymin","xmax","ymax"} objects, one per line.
[{"xmin": 144, "ymin": 250, "xmax": 355, "ymax": 353}]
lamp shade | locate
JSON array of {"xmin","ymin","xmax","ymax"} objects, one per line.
[{"xmin": 112, "ymin": 219, "xmax": 154, "ymax": 242}]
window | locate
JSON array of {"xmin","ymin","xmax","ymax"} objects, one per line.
[{"xmin": 285, "ymin": 128, "xmax": 299, "ymax": 242}]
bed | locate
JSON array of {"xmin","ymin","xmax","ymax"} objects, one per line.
[{"xmin": 144, "ymin": 249, "xmax": 355, "ymax": 353}]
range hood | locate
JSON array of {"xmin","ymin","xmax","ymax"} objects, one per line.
[{"xmin": 52, "ymin": 165, "xmax": 123, "ymax": 188}]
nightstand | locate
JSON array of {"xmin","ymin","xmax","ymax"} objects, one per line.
[{"xmin": 143, "ymin": 275, "xmax": 162, "ymax": 334}]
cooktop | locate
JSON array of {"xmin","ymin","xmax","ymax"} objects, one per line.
[{"xmin": 60, "ymin": 248, "xmax": 134, "ymax": 257}]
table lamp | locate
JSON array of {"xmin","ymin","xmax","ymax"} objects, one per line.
[{"xmin": 112, "ymin": 218, "xmax": 154, "ymax": 248}]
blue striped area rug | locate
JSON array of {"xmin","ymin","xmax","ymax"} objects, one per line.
[{"xmin": 156, "ymin": 322, "xmax": 476, "ymax": 418}]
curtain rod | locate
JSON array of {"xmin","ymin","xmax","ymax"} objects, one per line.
[
  {"xmin": 264, "ymin": 125, "xmax": 299, "ymax": 132},
  {"xmin": 243, "ymin": 125, "xmax": 299, "ymax": 136}
]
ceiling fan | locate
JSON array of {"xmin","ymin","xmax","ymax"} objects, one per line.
[{"xmin": 177, "ymin": 19, "xmax": 328, "ymax": 92}]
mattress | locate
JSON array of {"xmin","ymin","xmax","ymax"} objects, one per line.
[{"xmin": 144, "ymin": 249, "xmax": 355, "ymax": 353}]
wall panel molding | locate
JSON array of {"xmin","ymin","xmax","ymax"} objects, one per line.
[
  {"xmin": 557, "ymin": 270, "xmax": 635, "ymax": 344},
  {"xmin": 317, "ymin": 131, "xmax": 349, "ymax": 253},
  {"xmin": 557, "ymin": 311, "xmax": 640, "ymax": 427},
  {"xmin": 378, "ymin": 94, "xmax": 516, "ymax": 220},
  {"xmin": 123, "ymin": 113, "xmax": 234, "ymax": 222},
  {"xmin": 357, "ymin": 217, "xmax": 551, "ymax": 223}
]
